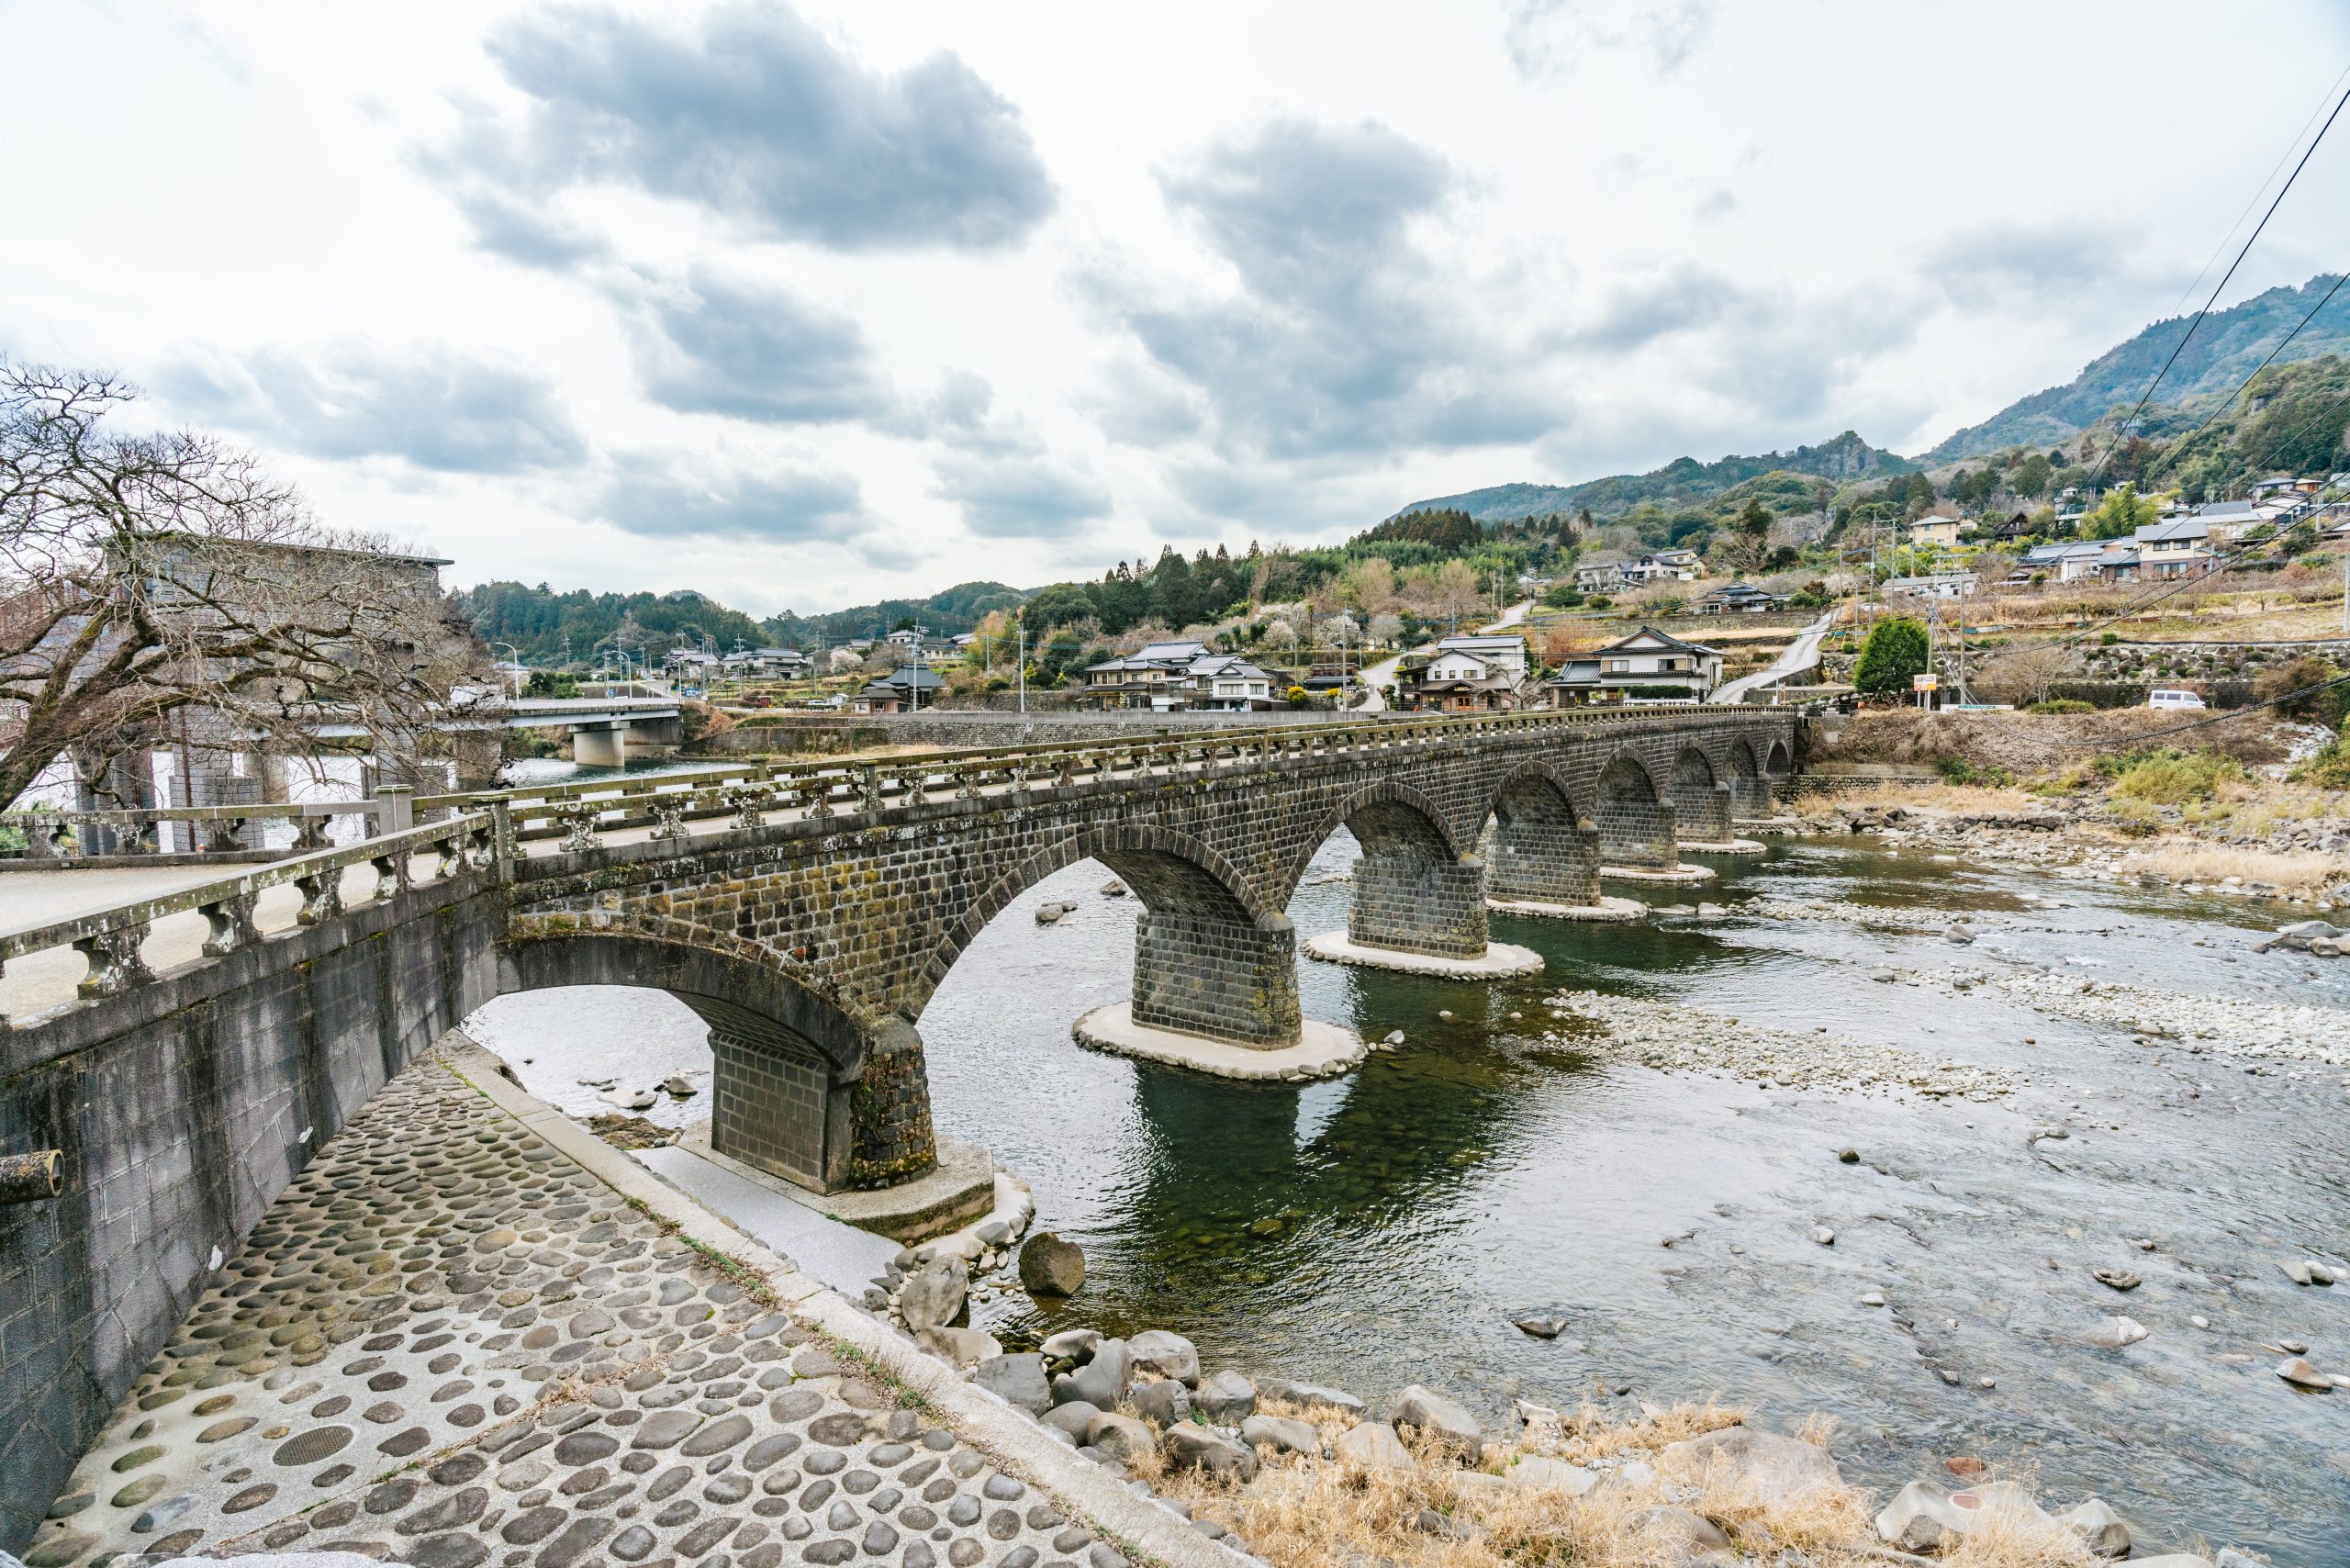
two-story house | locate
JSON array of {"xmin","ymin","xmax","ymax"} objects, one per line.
[
  {"xmin": 1540, "ymin": 626, "xmax": 1722, "ymax": 706},
  {"xmin": 1434, "ymin": 633, "xmax": 1528, "ymax": 680},
  {"xmin": 1082, "ymin": 639, "xmax": 1210, "ymax": 709}
]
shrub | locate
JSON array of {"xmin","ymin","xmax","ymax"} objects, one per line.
[
  {"xmin": 2027, "ymin": 699, "xmax": 2096, "ymax": 714},
  {"xmin": 1936, "ymin": 756, "xmax": 2013, "ymax": 787},
  {"xmin": 1285, "ymin": 685, "xmax": 1309, "ymax": 708},
  {"xmin": 2099, "ymin": 632, "xmax": 2120, "ymax": 645},
  {"xmin": 2109, "ymin": 748, "xmax": 2245, "ymax": 806},
  {"xmin": 2253, "ymin": 655, "xmax": 2350, "ymax": 728}
]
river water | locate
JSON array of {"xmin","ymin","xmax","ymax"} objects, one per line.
[{"xmin": 465, "ymin": 834, "xmax": 2350, "ymax": 1565}]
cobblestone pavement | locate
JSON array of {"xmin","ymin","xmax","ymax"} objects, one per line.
[{"xmin": 25, "ymin": 1058, "xmax": 1126, "ymax": 1568}]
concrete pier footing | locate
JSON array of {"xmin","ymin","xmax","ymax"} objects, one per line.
[
  {"xmin": 1302, "ymin": 930, "xmax": 1545, "ymax": 979},
  {"xmin": 1486, "ymin": 894, "xmax": 1648, "ymax": 923},
  {"xmin": 1072, "ymin": 1002, "xmax": 1365, "ymax": 1081},
  {"xmin": 1600, "ymin": 862, "xmax": 1718, "ymax": 883}
]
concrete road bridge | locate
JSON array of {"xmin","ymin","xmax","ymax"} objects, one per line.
[{"xmin": 0, "ymin": 705, "xmax": 1798, "ymax": 1540}]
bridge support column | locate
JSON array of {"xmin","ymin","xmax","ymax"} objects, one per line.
[
  {"xmin": 1597, "ymin": 794, "xmax": 1678, "ymax": 868},
  {"xmin": 1132, "ymin": 909, "xmax": 1303, "ymax": 1046},
  {"xmin": 1673, "ymin": 783, "xmax": 1735, "ymax": 844},
  {"xmin": 1305, "ymin": 801, "xmax": 1543, "ymax": 978},
  {"xmin": 572, "ymin": 722, "xmax": 627, "ymax": 768}
]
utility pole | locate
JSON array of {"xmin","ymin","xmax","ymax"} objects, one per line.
[{"xmin": 1016, "ymin": 623, "xmax": 1026, "ymax": 714}]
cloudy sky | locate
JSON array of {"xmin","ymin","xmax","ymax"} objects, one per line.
[{"xmin": 6, "ymin": 1, "xmax": 2350, "ymax": 614}]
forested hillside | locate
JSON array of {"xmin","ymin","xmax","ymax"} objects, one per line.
[
  {"xmin": 1926, "ymin": 274, "xmax": 2350, "ymax": 462},
  {"xmin": 1390, "ymin": 431, "xmax": 1914, "ymax": 523}
]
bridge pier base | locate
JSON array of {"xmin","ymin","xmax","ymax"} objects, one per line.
[
  {"xmin": 1129, "ymin": 907, "xmax": 1304, "ymax": 1046},
  {"xmin": 571, "ymin": 722, "xmax": 627, "ymax": 768}
]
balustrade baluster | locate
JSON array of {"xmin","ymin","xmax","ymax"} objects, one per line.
[
  {"xmin": 857, "ymin": 765, "xmax": 882, "ymax": 813},
  {"xmin": 127, "ymin": 820, "xmax": 158, "ymax": 856},
  {"xmin": 294, "ymin": 815, "xmax": 330, "ymax": 852},
  {"xmin": 295, "ymin": 866, "xmax": 344, "ymax": 924},
  {"xmin": 371, "ymin": 848, "xmax": 409, "ymax": 902},
  {"xmin": 558, "ymin": 809, "xmax": 601, "ymax": 853},
  {"xmin": 74, "ymin": 923, "xmax": 153, "ymax": 996},
  {"xmin": 200, "ymin": 891, "xmax": 261, "ymax": 957},
  {"xmin": 649, "ymin": 799, "xmax": 688, "ymax": 840},
  {"xmin": 205, "ymin": 818, "xmax": 249, "ymax": 855}
]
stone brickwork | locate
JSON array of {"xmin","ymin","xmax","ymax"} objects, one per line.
[
  {"xmin": 1344, "ymin": 796, "xmax": 1489, "ymax": 959},
  {"xmin": 1486, "ymin": 774, "xmax": 1601, "ymax": 905},
  {"xmin": 1671, "ymin": 749, "xmax": 1734, "ymax": 842},
  {"xmin": 710, "ymin": 1026, "xmax": 832, "ymax": 1189},
  {"xmin": 1131, "ymin": 909, "xmax": 1301, "ymax": 1046},
  {"xmin": 1594, "ymin": 757, "xmax": 1678, "ymax": 868}
]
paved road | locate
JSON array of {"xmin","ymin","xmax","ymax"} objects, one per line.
[
  {"xmin": 1710, "ymin": 610, "xmax": 1835, "ymax": 705},
  {"xmin": 1353, "ymin": 599, "xmax": 1532, "ymax": 712}
]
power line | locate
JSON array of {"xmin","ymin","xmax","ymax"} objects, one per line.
[
  {"xmin": 2160, "ymin": 62, "xmax": 2350, "ymax": 323},
  {"xmin": 2132, "ymin": 269, "xmax": 2350, "ymax": 489},
  {"xmin": 2054, "ymin": 508, "xmax": 2331, "ymax": 647},
  {"xmin": 2086, "ymin": 77, "xmax": 2350, "ymax": 485}
]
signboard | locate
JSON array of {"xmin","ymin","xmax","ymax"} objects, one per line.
[{"xmin": 1912, "ymin": 673, "xmax": 1940, "ymax": 691}]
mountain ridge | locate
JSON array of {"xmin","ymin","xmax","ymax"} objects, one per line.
[{"xmin": 1389, "ymin": 430, "xmax": 1916, "ymax": 524}]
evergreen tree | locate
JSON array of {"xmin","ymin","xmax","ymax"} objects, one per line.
[{"xmin": 1854, "ymin": 617, "xmax": 1930, "ymax": 695}]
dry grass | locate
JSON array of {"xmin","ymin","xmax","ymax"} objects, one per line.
[
  {"xmin": 2117, "ymin": 841, "xmax": 2350, "ymax": 890},
  {"xmin": 1128, "ymin": 1398, "xmax": 2119, "ymax": 1568},
  {"xmin": 1828, "ymin": 781, "xmax": 2049, "ymax": 814}
]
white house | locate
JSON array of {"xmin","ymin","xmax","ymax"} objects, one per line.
[
  {"xmin": 1434, "ymin": 633, "xmax": 1528, "ymax": 680},
  {"xmin": 1882, "ymin": 573, "xmax": 1978, "ymax": 599},
  {"xmin": 1185, "ymin": 654, "xmax": 1273, "ymax": 710}
]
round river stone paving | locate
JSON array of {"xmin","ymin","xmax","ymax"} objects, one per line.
[{"xmin": 27, "ymin": 1057, "xmax": 1123, "ymax": 1568}]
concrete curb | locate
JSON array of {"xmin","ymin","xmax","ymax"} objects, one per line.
[
  {"xmin": 1677, "ymin": 838, "xmax": 1769, "ymax": 857},
  {"xmin": 1599, "ymin": 862, "xmax": 1718, "ymax": 883},
  {"xmin": 438, "ymin": 1033, "xmax": 1251, "ymax": 1568}
]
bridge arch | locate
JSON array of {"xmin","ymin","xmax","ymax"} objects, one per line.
[
  {"xmin": 920, "ymin": 824, "xmax": 1299, "ymax": 1049},
  {"xmin": 1304, "ymin": 780, "xmax": 1487, "ymax": 960},
  {"xmin": 1594, "ymin": 753, "xmax": 1675, "ymax": 868},
  {"xmin": 494, "ymin": 924, "xmax": 891, "ymax": 1192},
  {"xmin": 1484, "ymin": 763, "xmax": 1602, "ymax": 908},
  {"xmin": 1670, "ymin": 745, "xmax": 1732, "ymax": 843},
  {"xmin": 1724, "ymin": 738, "xmax": 1768, "ymax": 817}
]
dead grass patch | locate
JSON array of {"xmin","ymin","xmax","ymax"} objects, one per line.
[
  {"xmin": 1134, "ymin": 1400, "xmax": 2064, "ymax": 1568},
  {"xmin": 2117, "ymin": 841, "xmax": 2350, "ymax": 890}
]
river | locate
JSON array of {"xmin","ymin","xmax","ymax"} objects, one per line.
[{"xmin": 464, "ymin": 833, "xmax": 2350, "ymax": 1565}]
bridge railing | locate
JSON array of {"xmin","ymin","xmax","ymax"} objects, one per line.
[
  {"xmin": 420, "ymin": 703, "xmax": 1790, "ymax": 851},
  {"xmin": 0, "ymin": 798, "xmax": 391, "ymax": 865},
  {"xmin": 0, "ymin": 811, "xmax": 499, "ymax": 1025}
]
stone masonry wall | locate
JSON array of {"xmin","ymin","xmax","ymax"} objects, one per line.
[
  {"xmin": 0, "ymin": 879, "xmax": 506, "ymax": 1554},
  {"xmin": 707, "ymin": 1025, "xmax": 831, "ymax": 1188},
  {"xmin": 1130, "ymin": 910, "xmax": 1302, "ymax": 1046}
]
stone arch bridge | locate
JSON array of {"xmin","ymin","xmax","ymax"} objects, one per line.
[{"xmin": 0, "ymin": 707, "xmax": 1796, "ymax": 1536}]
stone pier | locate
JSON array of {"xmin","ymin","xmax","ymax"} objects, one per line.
[{"xmin": 1304, "ymin": 792, "xmax": 1541, "ymax": 980}]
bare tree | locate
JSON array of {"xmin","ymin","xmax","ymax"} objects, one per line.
[
  {"xmin": 1975, "ymin": 642, "xmax": 2082, "ymax": 709},
  {"xmin": 0, "ymin": 364, "xmax": 488, "ymax": 811}
]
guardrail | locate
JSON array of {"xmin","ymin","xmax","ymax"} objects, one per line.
[
  {"xmin": 0, "ymin": 810, "xmax": 500, "ymax": 1025},
  {"xmin": 0, "ymin": 705, "xmax": 1796, "ymax": 1018}
]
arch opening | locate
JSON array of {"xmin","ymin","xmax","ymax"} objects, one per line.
[
  {"xmin": 1595, "ymin": 756, "xmax": 1677, "ymax": 868},
  {"xmin": 1671, "ymin": 746, "xmax": 1732, "ymax": 843},
  {"xmin": 1486, "ymin": 769, "xmax": 1602, "ymax": 908},
  {"xmin": 1725, "ymin": 738, "xmax": 1768, "ymax": 818},
  {"xmin": 925, "ymin": 828, "xmax": 1299, "ymax": 1049},
  {"xmin": 491, "ymin": 929, "xmax": 894, "ymax": 1193},
  {"xmin": 1326, "ymin": 788, "xmax": 1488, "ymax": 960}
]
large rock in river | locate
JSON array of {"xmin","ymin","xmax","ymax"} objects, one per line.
[
  {"xmin": 1389, "ymin": 1384, "xmax": 1483, "ymax": 1460},
  {"xmin": 1127, "ymin": 1329, "xmax": 1201, "ymax": 1386},
  {"xmin": 1019, "ymin": 1233, "xmax": 1086, "ymax": 1296},
  {"xmin": 898, "ymin": 1257, "xmax": 967, "ymax": 1334},
  {"xmin": 1662, "ymin": 1426, "xmax": 1842, "ymax": 1504}
]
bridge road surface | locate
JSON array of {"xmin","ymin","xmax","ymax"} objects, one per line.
[{"xmin": 0, "ymin": 723, "xmax": 1458, "ymax": 1019}]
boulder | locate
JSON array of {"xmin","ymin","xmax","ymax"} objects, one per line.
[
  {"xmin": 2059, "ymin": 1498, "xmax": 2132, "ymax": 1558},
  {"xmin": 1160, "ymin": 1423, "xmax": 1258, "ymax": 1483},
  {"xmin": 1625, "ymin": 1506, "xmax": 1735, "ymax": 1563},
  {"xmin": 1662, "ymin": 1426, "xmax": 1842, "ymax": 1505},
  {"xmin": 1129, "ymin": 1378, "xmax": 1192, "ymax": 1428},
  {"xmin": 1259, "ymin": 1378, "xmax": 1366, "ymax": 1417},
  {"xmin": 1127, "ymin": 1329, "xmax": 1201, "ymax": 1386},
  {"xmin": 662, "ymin": 1074, "xmax": 696, "ymax": 1096},
  {"xmin": 1511, "ymin": 1315, "xmax": 1568, "ymax": 1338},
  {"xmin": 2092, "ymin": 1269, "xmax": 2141, "ymax": 1292},
  {"xmin": 1877, "ymin": 1481, "xmax": 1973, "ymax": 1551},
  {"xmin": 1192, "ymin": 1370, "xmax": 1258, "ymax": 1423},
  {"xmin": 1019, "ymin": 1234, "xmax": 1087, "ymax": 1296},
  {"xmin": 1040, "ymin": 1328, "xmax": 1102, "ymax": 1362},
  {"xmin": 1504, "ymin": 1455, "xmax": 1597, "ymax": 1496},
  {"xmin": 2277, "ymin": 1356, "xmax": 2334, "ymax": 1391},
  {"xmin": 2273, "ymin": 919, "xmax": 2340, "ymax": 949},
  {"xmin": 1100, "ymin": 880, "xmax": 1127, "ymax": 897},
  {"xmin": 2088, "ymin": 1315, "xmax": 2149, "ymax": 1348},
  {"xmin": 1085, "ymin": 1412, "xmax": 1158, "ymax": 1465},
  {"xmin": 1331, "ymin": 1420, "xmax": 1415, "ymax": 1471},
  {"xmin": 1054, "ymin": 1338, "xmax": 1130, "ymax": 1408},
  {"xmin": 1389, "ymin": 1384, "xmax": 1483, "ymax": 1460},
  {"xmin": 916, "ymin": 1326, "xmax": 1001, "ymax": 1368},
  {"xmin": 973, "ymin": 1353, "xmax": 1051, "ymax": 1416},
  {"xmin": 1039, "ymin": 1401, "xmax": 1101, "ymax": 1440},
  {"xmin": 1239, "ymin": 1415, "xmax": 1320, "ymax": 1457},
  {"xmin": 2280, "ymin": 1258, "xmax": 2336, "ymax": 1286},
  {"xmin": 898, "ymin": 1257, "xmax": 968, "ymax": 1334}
]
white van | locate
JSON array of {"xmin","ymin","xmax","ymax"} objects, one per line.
[{"xmin": 2148, "ymin": 688, "xmax": 2206, "ymax": 711}]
